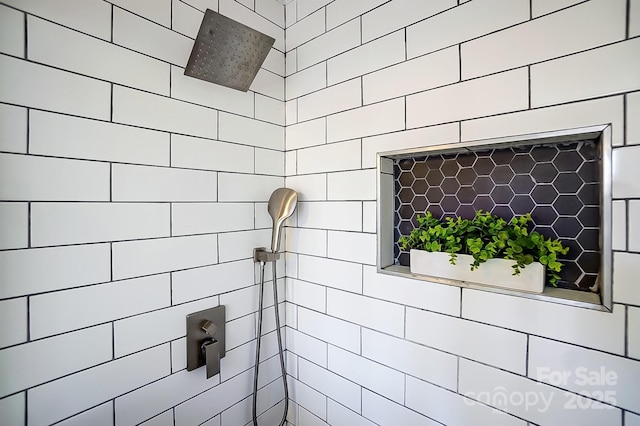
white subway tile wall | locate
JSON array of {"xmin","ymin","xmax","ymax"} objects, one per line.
[{"xmin": 1, "ymin": 1, "xmax": 639, "ymax": 426}]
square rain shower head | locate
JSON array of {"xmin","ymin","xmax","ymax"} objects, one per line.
[{"xmin": 184, "ymin": 9, "xmax": 275, "ymax": 92}]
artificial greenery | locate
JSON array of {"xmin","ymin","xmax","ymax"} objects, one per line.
[{"xmin": 398, "ymin": 210, "xmax": 570, "ymax": 286}]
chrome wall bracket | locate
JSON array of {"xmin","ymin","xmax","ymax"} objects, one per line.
[{"xmin": 253, "ymin": 247, "xmax": 280, "ymax": 263}]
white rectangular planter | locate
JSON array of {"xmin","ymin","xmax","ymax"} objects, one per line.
[{"xmin": 410, "ymin": 250, "xmax": 545, "ymax": 294}]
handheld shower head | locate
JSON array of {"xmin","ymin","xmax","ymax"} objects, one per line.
[{"xmin": 268, "ymin": 188, "xmax": 298, "ymax": 253}]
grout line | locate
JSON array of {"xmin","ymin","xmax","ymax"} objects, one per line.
[
  {"xmin": 525, "ymin": 334, "xmax": 530, "ymax": 376},
  {"xmin": 528, "ymin": 66, "xmax": 532, "ymax": 110},
  {"xmin": 26, "ymin": 296, "xmax": 31, "ymax": 342},
  {"xmin": 110, "ymin": 4, "xmax": 114, "ymax": 43},
  {"xmin": 623, "ymin": 94, "xmax": 628, "ymax": 146},
  {"xmin": 626, "ymin": 0, "xmax": 631, "ymax": 39},
  {"xmin": 112, "ymin": 322, "xmax": 116, "ymax": 360},
  {"xmin": 23, "ymin": 12, "xmax": 27, "ymax": 59},
  {"xmin": 625, "ymin": 305, "xmax": 629, "ymax": 357}
]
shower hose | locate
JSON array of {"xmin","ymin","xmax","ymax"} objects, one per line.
[{"xmin": 252, "ymin": 257, "xmax": 288, "ymax": 426}]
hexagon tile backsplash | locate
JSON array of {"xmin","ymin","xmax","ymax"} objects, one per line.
[{"xmin": 394, "ymin": 140, "xmax": 601, "ymax": 291}]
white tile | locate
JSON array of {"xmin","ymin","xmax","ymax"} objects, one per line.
[
  {"xmin": 112, "ymin": 86, "xmax": 217, "ymax": 139},
  {"xmin": 286, "ymin": 63, "xmax": 326, "ymax": 101},
  {"xmin": 462, "ymin": 0, "xmax": 625, "ymax": 79},
  {"xmin": 285, "ymin": 174, "xmax": 327, "ymax": 201},
  {"xmin": 529, "ymin": 336, "xmax": 640, "ymax": 413},
  {"xmin": 297, "ymin": 18, "xmax": 360, "ymax": 70},
  {"xmin": 0, "ymin": 393, "xmax": 24, "ymax": 426},
  {"xmin": 217, "ymin": 173, "xmax": 284, "ymax": 202},
  {"xmin": 286, "ymin": 118, "xmax": 326, "ymax": 150},
  {"xmin": 0, "ymin": 298, "xmax": 27, "ymax": 348},
  {"xmin": 362, "ymin": 0, "xmax": 455, "ymax": 43},
  {"xmin": 297, "ymin": 139, "xmax": 361, "ymax": 173},
  {"xmin": 111, "ymin": 0, "xmax": 171, "ymax": 27},
  {"xmin": 296, "ymin": 0, "xmax": 330, "ymax": 20},
  {"xmin": 171, "ymin": 338, "xmax": 187, "ymax": 372},
  {"xmin": 172, "ymin": 203, "xmax": 254, "ymax": 236},
  {"xmin": 532, "ymin": 0, "xmax": 583, "ymax": 17},
  {"xmin": 613, "ymin": 252, "xmax": 640, "ymax": 305},
  {"xmin": 30, "ymin": 274, "xmax": 171, "ymax": 339},
  {"xmin": 290, "ymin": 378, "xmax": 327, "ymax": 420},
  {"xmin": 297, "ymin": 200, "xmax": 362, "ymax": 232},
  {"xmin": 112, "ymin": 164, "xmax": 217, "ymax": 202},
  {"xmin": 362, "ymin": 123, "xmax": 459, "ymax": 168},
  {"xmin": 0, "ymin": 325, "xmax": 112, "ymax": 398},
  {"xmin": 362, "ymin": 389, "xmax": 440, "ymax": 426},
  {"xmin": 406, "ymin": 375, "xmax": 525, "ymax": 426},
  {"xmin": 139, "ymin": 410, "xmax": 173, "ymax": 426},
  {"xmin": 225, "ymin": 313, "xmax": 256, "ymax": 350},
  {"xmin": 31, "ymin": 202, "xmax": 170, "ymax": 246},
  {"xmin": 114, "ymin": 297, "xmax": 218, "ymax": 357},
  {"xmin": 628, "ymin": 91, "xmax": 640, "ymax": 145},
  {"xmin": 0, "ymin": 104, "xmax": 27, "ymax": 153},
  {"xmin": 219, "ymin": 112, "xmax": 284, "ymax": 150},
  {"xmin": 172, "ymin": 259, "xmax": 254, "ymax": 304},
  {"xmin": 327, "ymin": 399, "xmax": 376, "ymax": 426},
  {"xmin": 407, "ymin": 307, "xmax": 527, "ymax": 373},
  {"xmin": 463, "ymin": 289, "xmax": 626, "ymax": 354},
  {"xmin": 286, "ymin": 8, "xmax": 325, "ymax": 51},
  {"xmin": 30, "ymin": 110, "xmax": 170, "ymax": 166},
  {"xmin": 462, "ymin": 96, "xmax": 625, "ymax": 147},
  {"xmin": 297, "ymin": 407, "xmax": 330, "ymax": 426},
  {"xmin": 249, "ymin": 68, "xmax": 285, "ymax": 100},
  {"xmin": 0, "ymin": 4, "xmax": 24, "ymax": 57},
  {"xmin": 298, "ymin": 78, "xmax": 362, "ymax": 122},
  {"xmin": 172, "ymin": 0, "xmax": 203, "ymax": 38},
  {"xmin": 218, "ymin": 229, "xmax": 271, "ymax": 262},
  {"xmin": 328, "ymin": 98, "xmax": 405, "ymax": 143},
  {"xmin": 113, "ymin": 8, "xmax": 192, "ymax": 66},
  {"xmin": 28, "ymin": 346, "xmax": 169, "ymax": 426},
  {"xmin": 629, "ymin": 201, "xmax": 640, "ymax": 252},
  {"xmin": 256, "ymin": 0, "xmax": 284, "ymax": 28},
  {"xmin": 329, "ymin": 346, "xmax": 404, "ymax": 403},
  {"xmin": 171, "ymin": 134, "xmax": 253, "ymax": 173},
  {"xmin": 612, "ymin": 200, "xmax": 626, "ymax": 251},
  {"xmin": 327, "ymin": 231, "xmax": 376, "ymax": 265},
  {"xmin": 2, "ymin": 0, "xmax": 111, "ymax": 40},
  {"xmin": 287, "ymin": 328, "xmax": 328, "ymax": 367},
  {"xmin": 632, "ymin": 0, "xmax": 640, "ymax": 37},
  {"xmin": 462, "ymin": 359, "xmax": 620, "ymax": 425},
  {"xmin": 329, "ymin": 29, "xmax": 404, "ymax": 86},
  {"xmin": 219, "ymin": 0, "xmax": 284, "ymax": 51},
  {"xmin": 58, "ymin": 402, "xmax": 113, "ymax": 426},
  {"xmin": 0, "ymin": 244, "xmax": 110, "ymax": 299},
  {"xmin": 363, "ymin": 266, "xmax": 461, "ymax": 316},
  {"xmin": 287, "ymin": 278, "xmax": 326, "ymax": 312},
  {"xmin": 0, "ymin": 154, "xmax": 109, "ymax": 201},
  {"xmin": 170, "ymin": 66, "xmax": 255, "ymax": 117},
  {"xmin": 115, "ymin": 369, "xmax": 218, "ymax": 426},
  {"xmin": 298, "ymin": 358, "xmax": 361, "ymax": 412},
  {"xmin": 29, "ymin": 16, "xmax": 170, "ymax": 95},
  {"xmin": 181, "ymin": 0, "xmax": 219, "ymax": 13},
  {"xmin": 297, "ymin": 307, "xmax": 361, "ymax": 353},
  {"xmin": 363, "ymin": 328, "xmax": 457, "ymax": 391},
  {"xmin": 0, "ymin": 202, "xmax": 27, "ymax": 249},
  {"xmin": 285, "ymin": 0, "xmax": 296, "ymax": 26},
  {"xmin": 328, "ymin": 289, "xmax": 405, "ymax": 337},
  {"xmin": 286, "ymin": 151, "xmax": 297, "ymax": 175},
  {"xmin": 327, "ymin": 169, "xmax": 376, "ymax": 201},
  {"xmin": 255, "ymin": 148, "xmax": 284, "ymax": 176},
  {"xmin": 362, "ymin": 201, "xmax": 376, "ymax": 233},
  {"xmin": 298, "ymin": 255, "xmax": 362, "ymax": 293},
  {"xmin": 112, "ymin": 234, "xmax": 218, "ymax": 280},
  {"xmin": 286, "ymin": 50, "xmax": 297, "ymax": 77},
  {"xmin": 364, "ymin": 46, "xmax": 459, "ymax": 105},
  {"xmin": 174, "ymin": 370, "xmax": 253, "ymax": 426},
  {"xmin": 407, "ymin": 68, "xmax": 528, "ymax": 128},
  {"xmin": 326, "ymin": 0, "xmax": 387, "ymax": 30},
  {"xmin": 531, "ymin": 38, "xmax": 640, "ymax": 107},
  {"xmin": 627, "ymin": 411, "xmax": 640, "ymax": 426},
  {"xmin": 613, "ymin": 146, "xmax": 640, "ymax": 198},
  {"xmin": 262, "ymin": 47, "xmax": 285, "ymax": 77},
  {"xmin": 0, "ymin": 55, "xmax": 110, "ymax": 120},
  {"xmin": 630, "ymin": 306, "xmax": 640, "ymax": 360},
  {"xmin": 408, "ymin": 0, "xmax": 528, "ymax": 59},
  {"xmin": 255, "ymin": 94, "xmax": 285, "ymax": 125},
  {"xmin": 286, "ymin": 228, "xmax": 327, "ymax": 257}
]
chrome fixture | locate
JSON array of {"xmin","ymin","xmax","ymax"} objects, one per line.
[
  {"xmin": 253, "ymin": 188, "xmax": 298, "ymax": 426},
  {"xmin": 186, "ymin": 305, "xmax": 226, "ymax": 379}
]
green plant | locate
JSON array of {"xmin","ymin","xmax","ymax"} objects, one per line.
[{"xmin": 398, "ymin": 210, "xmax": 570, "ymax": 286}]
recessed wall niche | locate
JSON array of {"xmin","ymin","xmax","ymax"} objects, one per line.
[{"xmin": 377, "ymin": 125, "xmax": 613, "ymax": 311}]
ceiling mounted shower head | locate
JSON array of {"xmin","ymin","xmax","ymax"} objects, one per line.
[
  {"xmin": 268, "ymin": 188, "xmax": 298, "ymax": 253},
  {"xmin": 184, "ymin": 9, "xmax": 275, "ymax": 92}
]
